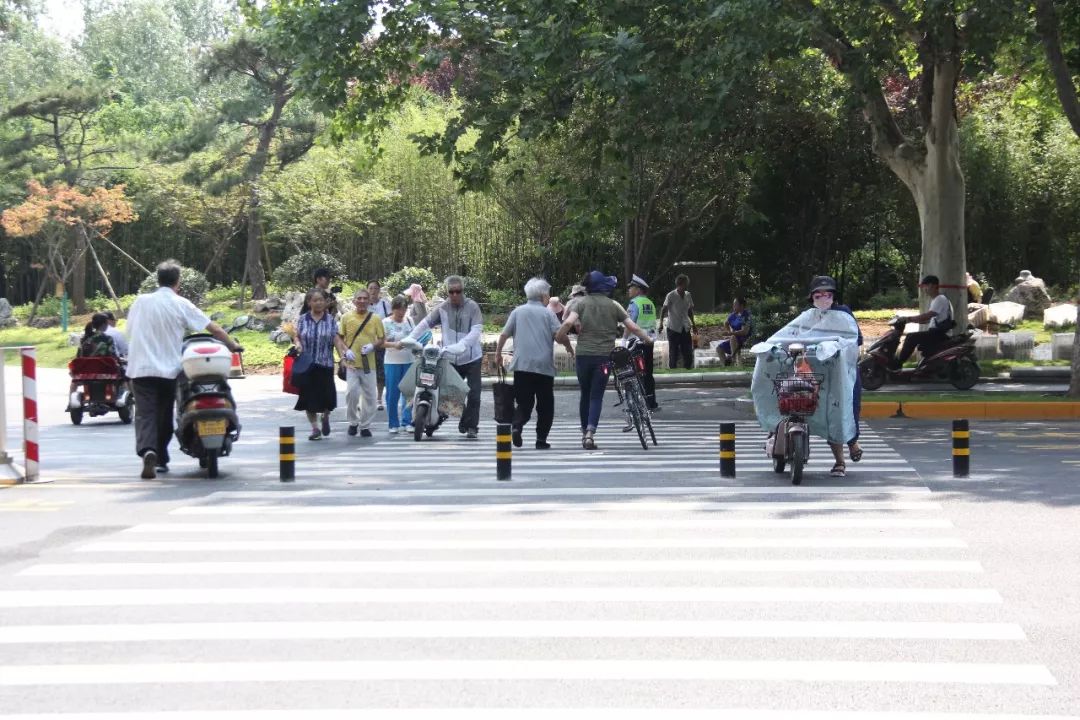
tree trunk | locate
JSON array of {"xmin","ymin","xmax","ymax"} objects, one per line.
[
  {"xmin": 245, "ymin": 185, "xmax": 268, "ymax": 300},
  {"xmin": 72, "ymin": 229, "xmax": 87, "ymax": 313}
]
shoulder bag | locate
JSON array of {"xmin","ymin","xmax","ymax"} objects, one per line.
[{"xmin": 338, "ymin": 312, "xmax": 373, "ymax": 381}]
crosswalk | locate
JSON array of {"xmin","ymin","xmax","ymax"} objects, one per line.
[
  {"xmin": 1, "ymin": 476, "xmax": 1076, "ymax": 717},
  {"xmin": 226, "ymin": 419, "xmax": 920, "ymax": 484}
]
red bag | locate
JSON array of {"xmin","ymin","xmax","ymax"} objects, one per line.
[{"xmin": 282, "ymin": 352, "xmax": 301, "ymax": 395}]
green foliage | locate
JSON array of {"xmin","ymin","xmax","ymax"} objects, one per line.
[
  {"xmin": 864, "ymin": 288, "xmax": 916, "ymax": 310},
  {"xmin": 138, "ymin": 265, "xmax": 209, "ymax": 305},
  {"xmin": 271, "ymin": 250, "xmax": 347, "ymax": 290},
  {"xmin": 485, "ymin": 287, "xmax": 522, "ymax": 312},
  {"xmin": 380, "ymin": 265, "xmax": 437, "ymax": 297}
]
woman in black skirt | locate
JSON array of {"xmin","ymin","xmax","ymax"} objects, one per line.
[{"xmin": 293, "ymin": 289, "xmax": 351, "ymax": 440}]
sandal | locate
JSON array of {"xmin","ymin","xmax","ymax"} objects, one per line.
[
  {"xmin": 582, "ymin": 432, "xmax": 597, "ymax": 451},
  {"xmin": 848, "ymin": 442, "xmax": 863, "ymax": 463},
  {"xmin": 830, "ymin": 463, "xmax": 846, "ymax": 477}
]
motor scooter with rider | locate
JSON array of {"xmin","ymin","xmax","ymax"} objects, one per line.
[
  {"xmin": 175, "ymin": 333, "xmax": 243, "ymax": 478},
  {"xmin": 400, "ymin": 336, "xmax": 452, "ymax": 441},
  {"xmin": 858, "ymin": 316, "xmax": 979, "ymax": 391}
]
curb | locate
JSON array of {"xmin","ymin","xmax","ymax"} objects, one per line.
[{"xmin": 863, "ymin": 401, "xmax": 1080, "ymax": 420}]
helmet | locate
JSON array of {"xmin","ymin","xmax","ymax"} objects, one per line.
[{"xmin": 807, "ymin": 275, "xmax": 837, "ymax": 300}]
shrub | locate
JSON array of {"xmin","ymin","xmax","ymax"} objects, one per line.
[
  {"xmin": 435, "ymin": 275, "xmax": 490, "ymax": 305},
  {"xmin": 751, "ymin": 294, "xmax": 798, "ymax": 341},
  {"xmin": 271, "ymin": 250, "xmax": 348, "ymax": 290},
  {"xmin": 380, "ymin": 266, "xmax": 438, "ymax": 297},
  {"xmin": 865, "ymin": 288, "xmax": 915, "ymax": 310},
  {"xmin": 138, "ymin": 266, "xmax": 209, "ymax": 306},
  {"xmin": 486, "ymin": 287, "xmax": 522, "ymax": 311}
]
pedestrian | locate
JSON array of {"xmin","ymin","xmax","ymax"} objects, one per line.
[
  {"xmin": 368, "ymin": 279, "xmax": 392, "ymax": 410},
  {"xmin": 381, "ymin": 294, "xmax": 416, "ymax": 434},
  {"xmin": 404, "ymin": 283, "xmax": 428, "ymax": 328},
  {"xmin": 659, "ymin": 273, "xmax": 696, "ymax": 369},
  {"xmin": 126, "ymin": 260, "xmax": 242, "ymax": 479},
  {"xmin": 717, "ymin": 297, "xmax": 752, "ymax": 365},
  {"xmin": 547, "ymin": 296, "xmax": 565, "ymax": 322},
  {"xmin": 301, "ymin": 267, "xmax": 340, "ymax": 316},
  {"xmin": 102, "ymin": 310, "xmax": 129, "ymax": 356},
  {"xmin": 827, "ymin": 284, "xmax": 864, "ymax": 464},
  {"xmin": 293, "ymin": 288, "xmax": 351, "ymax": 441},
  {"xmin": 495, "ymin": 278, "xmax": 575, "ymax": 450},
  {"xmin": 556, "ymin": 270, "xmax": 653, "ymax": 450},
  {"xmin": 624, "ymin": 274, "xmax": 659, "ymax": 410},
  {"xmin": 340, "ymin": 287, "xmax": 386, "ymax": 438},
  {"xmin": 410, "ymin": 275, "xmax": 484, "ymax": 439}
]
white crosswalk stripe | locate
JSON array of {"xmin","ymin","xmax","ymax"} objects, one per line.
[{"xmin": 0, "ymin": 452, "xmax": 1073, "ymax": 717}]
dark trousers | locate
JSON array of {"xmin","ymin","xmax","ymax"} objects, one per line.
[
  {"xmin": 133, "ymin": 377, "xmax": 177, "ymax": 465},
  {"xmin": 638, "ymin": 345, "xmax": 658, "ymax": 408},
  {"xmin": 897, "ymin": 328, "xmax": 948, "ymax": 364},
  {"xmin": 576, "ymin": 355, "xmax": 609, "ymax": 432},
  {"xmin": 667, "ymin": 328, "xmax": 694, "ymax": 369},
  {"xmin": 512, "ymin": 371, "xmax": 555, "ymax": 441},
  {"xmin": 454, "ymin": 358, "xmax": 483, "ymax": 432}
]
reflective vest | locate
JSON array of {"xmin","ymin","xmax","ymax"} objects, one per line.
[{"xmin": 630, "ymin": 295, "xmax": 657, "ymax": 337}]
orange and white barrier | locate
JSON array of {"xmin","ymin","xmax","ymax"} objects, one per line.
[{"xmin": 0, "ymin": 345, "xmax": 39, "ymax": 485}]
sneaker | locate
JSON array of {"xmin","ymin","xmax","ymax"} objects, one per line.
[
  {"xmin": 155, "ymin": 464, "xmax": 169, "ymax": 474},
  {"xmin": 535, "ymin": 441, "xmax": 551, "ymax": 450},
  {"xmin": 466, "ymin": 428, "xmax": 478, "ymax": 440},
  {"xmin": 511, "ymin": 428, "xmax": 523, "ymax": 448},
  {"xmin": 308, "ymin": 430, "xmax": 322, "ymax": 441},
  {"xmin": 377, "ymin": 403, "xmax": 385, "ymax": 411},
  {"xmin": 389, "ymin": 426, "xmax": 400, "ymax": 435},
  {"xmin": 321, "ymin": 416, "xmax": 331, "ymax": 436},
  {"xmin": 360, "ymin": 428, "xmax": 373, "ymax": 438},
  {"xmin": 140, "ymin": 451, "xmax": 157, "ymax": 480},
  {"xmin": 347, "ymin": 425, "xmax": 358, "ymax": 436}
]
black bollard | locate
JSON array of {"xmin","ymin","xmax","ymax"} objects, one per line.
[
  {"xmin": 279, "ymin": 426, "xmax": 295, "ymax": 482},
  {"xmin": 719, "ymin": 422, "xmax": 736, "ymax": 478},
  {"xmin": 952, "ymin": 419, "xmax": 969, "ymax": 478},
  {"xmin": 496, "ymin": 422, "xmax": 512, "ymax": 481}
]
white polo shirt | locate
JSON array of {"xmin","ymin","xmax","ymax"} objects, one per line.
[
  {"xmin": 928, "ymin": 294, "xmax": 953, "ymax": 330},
  {"xmin": 126, "ymin": 287, "xmax": 212, "ymax": 379}
]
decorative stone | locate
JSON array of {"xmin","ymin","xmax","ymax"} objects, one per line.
[
  {"xmin": 1003, "ymin": 270, "xmax": 1053, "ymax": 316},
  {"xmin": 28, "ymin": 317, "xmax": 59, "ymax": 329},
  {"xmin": 998, "ymin": 331, "xmax": 1035, "ymax": 361},
  {"xmin": 253, "ymin": 296, "xmax": 283, "ymax": 313},
  {"xmin": 210, "ymin": 311, "xmax": 225, "ymax": 322},
  {"xmin": 280, "ymin": 291, "xmax": 305, "ymax": 325},
  {"xmin": 67, "ymin": 332, "xmax": 82, "ymax": 347},
  {"xmin": 269, "ymin": 328, "xmax": 292, "ymax": 345},
  {"xmin": 245, "ymin": 318, "xmax": 266, "ymax": 332},
  {"xmin": 988, "ymin": 302, "xmax": 1025, "ymax": 326},
  {"xmin": 1051, "ymin": 333, "xmax": 1076, "ymax": 361},
  {"xmin": 1043, "ymin": 303, "xmax": 1077, "ymax": 330},
  {"xmin": 0, "ymin": 298, "xmax": 12, "ymax": 320}
]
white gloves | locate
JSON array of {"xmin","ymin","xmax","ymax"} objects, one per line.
[
  {"xmin": 361, "ymin": 343, "xmax": 374, "ymax": 355},
  {"xmin": 344, "ymin": 350, "xmax": 356, "ymax": 362},
  {"xmin": 444, "ymin": 342, "xmax": 467, "ymax": 355}
]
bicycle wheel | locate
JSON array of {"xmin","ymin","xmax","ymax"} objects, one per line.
[
  {"xmin": 625, "ymin": 382, "xmax": 648, "ymax": 450},
  {"xmin": 636, "ymin": 378, "xmax": 657, "ymax": 445}
]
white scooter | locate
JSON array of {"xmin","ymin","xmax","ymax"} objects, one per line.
[
  {"xmin": 175, "ymin": 334, "xmax": 241, "ymax": 478},
  {"xmin": 400, "ymin": 337, "xmax": 451, "ymax": 442}
]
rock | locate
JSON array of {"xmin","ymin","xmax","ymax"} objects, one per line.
[
  {"xmin": 28, "ymin": 317, "xmax": 59, "ymax": 329},
  {"xmin": 68, "ymin": 332, "xmax": 82, "ymax": 347},
  {"xmin": 0, "ymin": 316, "xmax": 16, "ymax": 329},
  {"xmin": 0, "ymin": 298, "xmax": 12, "ymax": 320},
  {"xmin": 245, "ymin": 318, "xmax": 266, "ymax": 332},
  {"xmin": 973, "ymin": 334, "xmax": 1000, "ymax": 361},
  {"xmin": 998, "ymin": 331, "xmax": 1035, "ymax": 361},
  {"xmin": 988, "ymin": 302, "xmax": 1025, "ymax": 326},
  {"xmin": 253, "ymin": 296, "xmax": 283, "ymax": 313},
  {"xmin": 1051, "ymin": 333, "xmax": 1075, "ymax": 361},
  {"xmin": 280, "ymin": 291, "xmax": 305, "ymax": 325},
  {"xmin": 269, "ymin": 328, "xmax": 292, "ymax": 345},
  {"xmin": 1043, "ymin": 303, "xmax": 1077, "ymax": 330},
  {"xmin": 210, "ymin": 311, "xmax": 225, "ymax": 322},
  {"xmin": 1003, "ymin": 270, "xmax": 1053, "ymax": 316}
]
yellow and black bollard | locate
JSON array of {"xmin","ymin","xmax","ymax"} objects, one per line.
[
  {"xmin": 952, "ymin": 419, "xmax": 969, "ymax": 478},
  {"xmin": 719, "ymin": 422, "xmax": 736, "ymax": 478},
  {"xmin": 496, "ymin": 422, "xmax": 512, "ymax": 481},
  {"xmin": 279, "ymin": 426, "xmax": 295, "ymax": 482}
]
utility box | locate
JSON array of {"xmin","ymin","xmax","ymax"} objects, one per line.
[{"xmin": 671, "ymin": 261, "xmax": 718, "ymax": 312}]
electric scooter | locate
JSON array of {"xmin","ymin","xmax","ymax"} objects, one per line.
[
  {"xmin": 175, "ymin": 334, "xmax": 242, "ymax": 478},
  {"xmin": 400, "ymin": 337, "xmax": 450, "ymax": 441},
  {"xmin": 767, "ymin": 342, "xmax": 823, "ymax": 486},
  {"xmin": 858, "ymin": 316, "xmax": 979, "ymax": 391}
]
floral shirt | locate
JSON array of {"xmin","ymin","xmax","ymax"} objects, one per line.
[{"xmin": 296, "ymin": 312, "xmax": 339, "ymax": 368}]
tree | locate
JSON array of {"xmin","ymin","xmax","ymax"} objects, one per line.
[
  {"xmin": 164, "ymin": 28, "xmax": 318, "ymax": 299},
  {"xmin": 0, "ymin": 180, "xmax": 137, "ymax": 320},
  {"xmin": 1032, "ymin": 0, "xmax": 1080, "ymax": 396}
]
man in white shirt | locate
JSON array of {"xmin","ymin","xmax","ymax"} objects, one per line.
[
  {"xmin": 894, "ymin": 274, "xmax": 955, "ymax": 367},
  {"xmin": 102, "ymin": 311, "xmax": 129, "ymax": 356},
  {"xmin": 127, "ymin": 260, "xmax": 241, "ymax": 480},
  {"xmin": 659, "ymin": 273, "xmax": 696, "ymax": 369}
]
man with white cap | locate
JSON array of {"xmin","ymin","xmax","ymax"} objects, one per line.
[{"xmin": 625, "ymin": 274, "xmax": 659, "ymax": 410}]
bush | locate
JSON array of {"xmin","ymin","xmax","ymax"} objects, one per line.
[
  {"xmin": 138, "ymin": 266, "xmax": 209, "ymax": 306},
  {"xmin": 271, "ymin": 250, "xmax": 348, "ymax": 290},
  {"xmin": 865, "ymin": 288, "xmax": 915, "ymax": 310},
  {"xmin": 380, "ymin": 266, "xmax": 438, "ymax": 297},
  {"xmin": 485, "ymin": 287, "xmax": 522, "ymax": 312},
  {"xmin": 752, "ymin": 294, "xmax": 799, "ymax": 341},
  {"xmin": 435, "ymin": 275, "xmax": 490, "ymax": 305}
]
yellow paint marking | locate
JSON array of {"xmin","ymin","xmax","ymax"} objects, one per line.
[
  {"xmin": 0, "ymin": 499, "xmax": 73, "ymax": 512},
  {"xmin": 1018, "ymin": 444, "xmax": 1079, "ymax": 451}
]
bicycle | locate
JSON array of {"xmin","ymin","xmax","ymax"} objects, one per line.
[{"xmin": 610, "ymin": 338, "xmax": 657, "ymax": 450}]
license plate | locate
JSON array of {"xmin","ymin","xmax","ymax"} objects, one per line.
[
  {"xmin": 197, "ymin": 419, "xmax": 227, "ymax": 437},
  {"xmin": 420, "ymin": 372, "xmax": 435, "ymax": 385}
]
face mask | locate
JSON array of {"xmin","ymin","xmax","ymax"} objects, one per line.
[{"xmin": 813, "ymin": 295, "xmax": 833, "ymax": 311}]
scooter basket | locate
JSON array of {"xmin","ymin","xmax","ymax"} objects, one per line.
[{"xmin": 774, "ymin": 373, "xmax": 822, "ymax": 415}]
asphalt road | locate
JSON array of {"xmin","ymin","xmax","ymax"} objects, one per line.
[{"xmin": 0, "ymin": 367, "xmax": 1078, "ymax": 717}]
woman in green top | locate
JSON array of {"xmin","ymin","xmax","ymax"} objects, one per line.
[{"xmin": 556, "ymin": 270, "xmax": 653, "ymax": 450}]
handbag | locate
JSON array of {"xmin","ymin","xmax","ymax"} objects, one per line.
[
  {"xmin": 283, "ymin": 347, "xmax": 307, "ymax": 395},
  {"xmin": 492, "ymin": 363, "xmax": 515, "ymax": 423},
  {"xmin": 338, "ymin": 312, "xmax": 373, "ymax": 381}
]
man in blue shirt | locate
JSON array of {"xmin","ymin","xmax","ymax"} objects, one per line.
[{"xmin": 718, "ymin": 297, "xmax": 752, "ymax": 365}]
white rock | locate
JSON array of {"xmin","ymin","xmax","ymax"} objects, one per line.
[
  {"xmin": 1043, "ymin": 304, "xmax": 1077, "ymax": 330},
  {"xmin": 0, "ymin": 298, "xmax": 12, "ymax": 319},
  {"xmin": 1051, "ymin": 333, "xmax": 1075, "ymax": 361},
  {"xmin": 279, "ymin": 291, "xmax": 305, "ymax": 325},
  {"xmin": 988, "ymin": 302, "xmax": 1025, "ymax": 326}
]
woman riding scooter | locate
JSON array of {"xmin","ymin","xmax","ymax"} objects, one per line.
[{"xmin": 751, "ymin": 276, "xmax": 862, "ymax": 477}]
